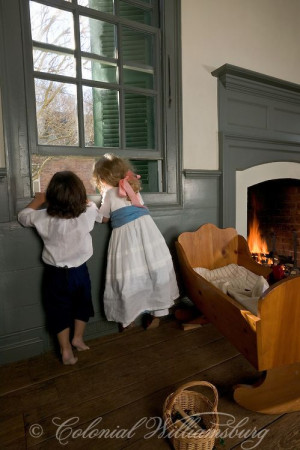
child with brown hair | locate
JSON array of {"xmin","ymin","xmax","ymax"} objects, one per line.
[
  {"xmin": 18, "ymin": 171, "xmax": 102, "ymax": 365},
  {"xmin": 93, "ymin": 153, "xmax": 179, "ymax": 331}
]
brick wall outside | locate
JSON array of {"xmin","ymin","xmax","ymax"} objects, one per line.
[{"xmin": 32, "ymin": 155, "xmax": 97, "ymax": 195}]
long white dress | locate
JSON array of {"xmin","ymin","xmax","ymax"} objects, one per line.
[{"xmin": 100, "ymin": 187, "xmax": 179, "ymax": 327}]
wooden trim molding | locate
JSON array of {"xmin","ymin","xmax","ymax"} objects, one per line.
[
  {"xmin": 0, "ymin": 168, "xmax": 6, "ymax": 178},
  {"xmin": 183, "ymin": 169, "xmax": 222, "ymax": 179}
]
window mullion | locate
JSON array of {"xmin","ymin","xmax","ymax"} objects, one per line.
[
  {"xmin": 80, "ymin": 50, "xmax": 117, "ymax": 65},
  {"xmin": 73, "ymin": 7, "xmax": 84, "ymax": 148},
  {"xmin": 117, "ymin": 18, "xmax": 126, "ymax": 150},
  {"xmin": 154, "ymin": 27, "xmax": 162, "ymax": 159},
  {"xmin": 32, "ymin": 41, "xmax": 75, "ymax": 55},
  {"xmin": 21, "ymin": 0, "xmax": 39, "ymax": 157}
]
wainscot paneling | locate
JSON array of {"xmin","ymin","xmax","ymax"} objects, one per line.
[{"xmin": 0, "ymin": 171, "xmax": 9, "ymax": 223}]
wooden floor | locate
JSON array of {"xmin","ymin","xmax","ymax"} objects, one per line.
[{"xmin": 1, "ymin": 318, "xmax": 299, "ymax": 450}]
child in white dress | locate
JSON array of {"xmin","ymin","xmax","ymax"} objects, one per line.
[{"xmin": 93, "ymin": 154, "xmax": 179, "ymax": 330}]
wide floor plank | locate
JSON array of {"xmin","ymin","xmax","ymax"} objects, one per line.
[{"xmin": 0, "ymin": 319, "xmax": 297, "ymax": 449}]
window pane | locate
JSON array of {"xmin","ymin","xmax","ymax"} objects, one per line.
[
  {"xmin": 130, "ymin": 160, "xmax": 160, "ymax": 192},
  {"xmin": 119, "ymin": 1, "xmax": 152, "ymax": 25},
  {"xmin": 80, "ymin": 16, "xmax": 116, "ymax": 58},
  {"xmin": 123, "ymin": 66, "xmax": 153, "ymax": 89},
  {"xmin": 122, "ymin": 27, "xmax": 153, "ymax": 66},
  {"xmin": 30, "ymin": 2, "xmax": 74, "ymax": 49},
  {"xmin": 82, "ymin": 57, "xmax": 117, "ymax": 83},
  {"xmin": 83, "ymin": 86, "xmax": 119, "ymax": 147},
  {"xmin": 78, "ymin": 0, "xmax": 114, "ymax": 14},
  {"xmin": 34, "ymin": 79, "xmax": 78, "ymax": 146},
  {"xmin": 32, "ymin": 155, "xmax": 97, "ymax": 194},
  {"xmin": 125, "ymin": 93, "xmax": 154, "ymax": 149},
  {"xmin": 33, "ymin": 48, "xmax": 76, "ymax": 77}
]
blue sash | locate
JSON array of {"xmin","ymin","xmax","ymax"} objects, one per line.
[{"xmin": 111, "ymin": 206, "xmax": 149, "ymax": 229}]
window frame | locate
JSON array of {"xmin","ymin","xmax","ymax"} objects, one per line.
[
  {"xmin": 25, "ymin": 0, "xmax": 162, "ymax": 154},
  {"xmin": 0, "ymin": 0, "xmax": 182, "ymax": 223}
]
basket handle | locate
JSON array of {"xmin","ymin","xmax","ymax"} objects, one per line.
[{"xmin": 166, "ymin": 381, "xmax": 218, "ymax": 412}]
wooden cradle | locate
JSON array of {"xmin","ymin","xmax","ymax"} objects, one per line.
[{"xmin": 176, "ymin": 223, "xmax": 300, "ymax": 414}]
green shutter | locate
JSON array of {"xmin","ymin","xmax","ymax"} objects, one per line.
[{"xmin": 131, "ymin": 160, "xmax": 159, "ymax": 192}]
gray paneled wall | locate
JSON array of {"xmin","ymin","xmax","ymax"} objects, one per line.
[
  {"xmin": 0, "ymin": 171, "xmax": 9, "ymax": 222},
  {"xmin": 212, "ymin": 64, "xmax": 300, "ymax": 228},
  {"xmin": 0, "ymin": 173, "xmax": 220, "ymax": 364}
]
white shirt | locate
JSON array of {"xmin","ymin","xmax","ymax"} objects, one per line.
[{"xmin": 18, "ymin": 202, "xmax": 102, "ymax": 267}]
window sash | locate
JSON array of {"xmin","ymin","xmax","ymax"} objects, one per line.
[{"xmin": 25, "ymin": 0, "xmax": 162, "ymax": 156}]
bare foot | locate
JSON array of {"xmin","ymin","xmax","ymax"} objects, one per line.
[
  {"xmin": 72, "ymin": 339, "xmax": 90, "ymax": 351},
  {"xmin": 147, "ymin": 317, "xmax": 160, "ymax": 329},
  {"xmin": 118, "ymin": 322, "xmax": 135, "ymax": 332},
  {"xmin": 142, "ymin": 314, "xmax": 160, "ymax": 330},
  {"xmin": 61, "ymin": 349, "xmax": 78, "ymax": 365},
  {"xmin": 63, "ymin": 356, "xmax": 78, "ymax": 365}
]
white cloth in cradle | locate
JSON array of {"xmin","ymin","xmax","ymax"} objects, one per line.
[{"xmin": 193, "ymin": 264, "xmax": 269, "ymax": 315}]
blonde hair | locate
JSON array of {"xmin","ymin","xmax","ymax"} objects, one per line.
[{"xmin": 93, "ymin": 154, "xmax": 141, "ymax": 195}]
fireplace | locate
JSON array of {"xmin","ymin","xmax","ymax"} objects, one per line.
[
  {"xmin": 235, "ymin": 161, "xmax": 300, "ymax": 277},
  {"xmin": 247, "ymin": 178, "xmax": 300, "ymax": 271},
  {"xmin": 212, "ymin": 64, "xmax": 300, "ymax": 241},
  {"xmin": 236, "ymin": 162, "xmax": 300, "ymax": 236}
]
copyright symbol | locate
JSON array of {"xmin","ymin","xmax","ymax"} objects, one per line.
[{"xmin": 29, "ymin": 424, "xmax": 43, "ymax": 438}]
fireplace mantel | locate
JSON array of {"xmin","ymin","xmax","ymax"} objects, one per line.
[
  {"xmin": 212, "ymin": 64, "xmax": 300, "ymax": 100},
  {"xmin": 212, "ymin": 64, "xmax": 300, "ymax": 228}
]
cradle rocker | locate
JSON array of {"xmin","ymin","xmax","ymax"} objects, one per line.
[{"xmin": 176, "ymin": 223, "xmax": 300, "ymax": 414}]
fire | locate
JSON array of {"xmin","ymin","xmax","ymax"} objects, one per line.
[
  {"xmin": 248, "ymin": 212, "xmax": 272, "ymax": 264},
  {"xmin": 248, "ymin": 213, "xmax": 268, "ymax": 254}
]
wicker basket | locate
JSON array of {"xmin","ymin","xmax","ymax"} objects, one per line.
[{"xmin": 163, "ymin": 381, "xmax": 219, "ymax": 450}]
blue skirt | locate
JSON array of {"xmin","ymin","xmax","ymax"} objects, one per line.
[{"xmin": 43, "ymin": 263, "xmax": 94, "ymax": 334}]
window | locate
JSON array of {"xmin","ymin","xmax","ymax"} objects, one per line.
[
  {"xmin": 0, "ymin": 0, "xmax": 181, "ymax": 221},
  {"xmin": 26, "ymin": 0, "xmax": 180, "ymax": 197}
]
